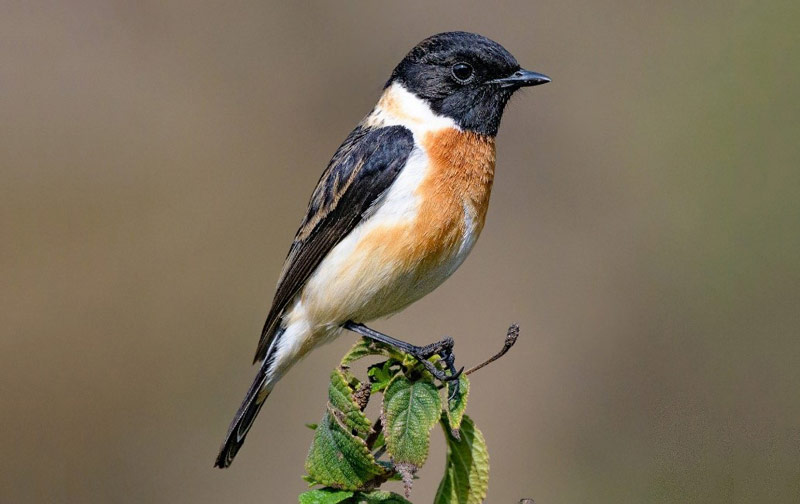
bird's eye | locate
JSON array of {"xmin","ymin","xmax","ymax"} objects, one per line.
[{"xmin": 451, "ymin": 63, "xmax": 474, "ymax": 83}]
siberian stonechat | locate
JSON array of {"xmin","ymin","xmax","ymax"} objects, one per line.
[{"xmin": 215, "ymin": 31, "xmax": 549, "ymax": 468}]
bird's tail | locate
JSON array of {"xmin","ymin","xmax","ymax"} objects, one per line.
[{"xmin": 214, "ymin": 359, "xmax": 275, "ymax": 468}]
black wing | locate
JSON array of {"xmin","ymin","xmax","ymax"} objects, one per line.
[{"xmin": 253, "ymin": 124, "xmax": 415, "ymax": 363}]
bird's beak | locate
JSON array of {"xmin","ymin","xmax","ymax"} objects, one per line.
[{"xmin": 487, "ymin": 69, "xmax": 551, "ymax": 88}]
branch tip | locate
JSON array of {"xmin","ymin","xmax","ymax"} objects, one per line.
[{"xmin": 464, "ymin": 323, "xmax": 520, "ymax": 376}]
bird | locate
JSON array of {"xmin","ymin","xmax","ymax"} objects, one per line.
[{"xmin": 215, "ymin": 31, "xmax": 549, "ymax": 468}]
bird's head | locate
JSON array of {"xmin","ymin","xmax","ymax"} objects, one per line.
[{"xmin": 386, "ymin": 31, "xmax": 550, "ymax": 136}]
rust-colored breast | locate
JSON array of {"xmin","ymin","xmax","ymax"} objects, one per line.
[
  {"xmin": 350, "ymin": 127, "xmax": 495, "ymax": 276},
  {"xmin": 413, "ymin": 128, "xmax": 496, "ymax": 261}
]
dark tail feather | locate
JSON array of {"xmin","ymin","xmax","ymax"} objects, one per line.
[{"xmin": 214, "ymin": 361, "xmax": 274, "ymax": 468}]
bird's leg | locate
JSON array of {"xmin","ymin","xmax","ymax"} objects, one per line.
[{"xmin": 344, "ymin": 321, "xmax": 463, "ymax": 394}]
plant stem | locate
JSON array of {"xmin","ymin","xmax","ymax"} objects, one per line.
[
  {"xmin": 365, "ymin": 417, "xmax": 383, "ymax": 449},
  {"xmin": 464, "ymin": 323, "xmax": 520, "ymax": 376}
]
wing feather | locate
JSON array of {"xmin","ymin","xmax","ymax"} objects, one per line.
[{"xmin": 253, "ymin": 125, "xmax": 415, "ymax": 362}]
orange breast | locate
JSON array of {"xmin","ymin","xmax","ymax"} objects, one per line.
[
  {"xmin": 417, "ymin": 127, "xmax": 496, "ymax": 258},
  {"xmin": 357, "ymin": 128, "xmax": 495, "ymax": 271}
]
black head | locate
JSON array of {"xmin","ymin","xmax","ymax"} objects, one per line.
[{"xmin": 387, "ymin": 32, "xmax": 549, "ymax": 136}]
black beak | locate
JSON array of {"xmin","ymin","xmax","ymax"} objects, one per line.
[{"xmin": 487, "ymin": 69, "xmax": 551, "ymax": 89}]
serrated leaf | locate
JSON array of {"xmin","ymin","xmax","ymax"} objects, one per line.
[
  {"xmin": 445, "ymin": 374, "xmax": 470, "ymax": 439},
  {"xmin": 383, "ymin": 376, "xmax": 442, "ymax": 466},
  {"xmin": 305, "ymin": 409, "xmax": 388, "ymax": 490},
  {"xmin": 433, "ymin": 415, "xmax": 489, "ymax": 504},
  {"xmin": 356, "ymin": 490, "xmax": 413, "ymax": 503},
  {"xmin": 299, "ymin": 488, "xmax": 355, "ymax": 504},
  {"xmin": 382, "ymin": 375, "xmax": 441, "ymax": 494},
  {"xmin": 329, "ymin": 369, "xmax": 372, "ymax": 438}
]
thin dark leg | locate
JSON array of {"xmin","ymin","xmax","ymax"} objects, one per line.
[
  {"xmin": 344, "ymin": 322, "xmax": 421, "ymax": 354},
  {"xmin": 344, "ymin": 321, "xmax": 463, "ymax": 392}
]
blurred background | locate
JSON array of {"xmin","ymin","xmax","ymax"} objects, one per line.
[{"xmin": 2, "ymin": 1, "xmax": 798, "ymax": 502}]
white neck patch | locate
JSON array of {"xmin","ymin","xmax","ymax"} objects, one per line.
[{"xmin": 366, "ymin": 82, "xmax": 458, "ymax": 134}]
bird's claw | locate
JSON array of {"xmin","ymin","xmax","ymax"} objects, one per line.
[{"xmin": 411, "ymin": 336, "xmax": 463, "ymax": 400}]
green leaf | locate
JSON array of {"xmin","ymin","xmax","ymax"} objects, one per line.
[
  {"xmin": 299, "ymin": 488, "xmax": 355, "ymax": 504},
  {"xmin": 444, "ymin": 374, "xmax": 470, "ymax": 439},
  {"xmin": 305, "ymin": 408, "xmax": 388, "ymax": 490},
  {"xmin": 382, "ymin": 375, "xmax": 442, "ymax": 493},
  {"xmin": 400, "ymin": 352, "xmax": 424, "ymax": 372},
  {"xmin": 433, "ymin": 415, "xmax": 489, "ymax": 504},
  {"xmin": 355, "ymin": 490, "xmax": 414, "ymax": 503},
  {"xmin": 367, "ymin": 360, "xmax": 397, "ymax": 393},
  {"xmin": 328, "ymin": 369, "xmax": 372, "ymax": 439}
]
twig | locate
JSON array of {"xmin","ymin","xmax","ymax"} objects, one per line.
[
  {"xmin": 365, "ymin": 417, "xmax": 383, "ymax": 449},
  {"xmin": 464, "ymin": 323, "xmax": 519, "ymax": 376}
]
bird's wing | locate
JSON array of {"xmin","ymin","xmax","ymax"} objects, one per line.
[{"xmin": 253, "ymin": 124, "xmax": 415, "ymax": 363}]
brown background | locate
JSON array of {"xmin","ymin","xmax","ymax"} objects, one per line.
[{"xmin": 2, "ymin": 1, "xmax": 798, "ymax": 503}]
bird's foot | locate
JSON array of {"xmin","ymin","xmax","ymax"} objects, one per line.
[
  {"xmin": 343, "ymin": 322, "xmax": 464, "ymax": 400},
  {"xmin": 414, "ymin": 337, "xmax": 463, "ymax": 401}
]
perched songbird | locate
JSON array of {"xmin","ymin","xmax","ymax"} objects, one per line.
[{"xmin": 215, "ymin": 31, "xmax": 549, "ymax": 468}]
